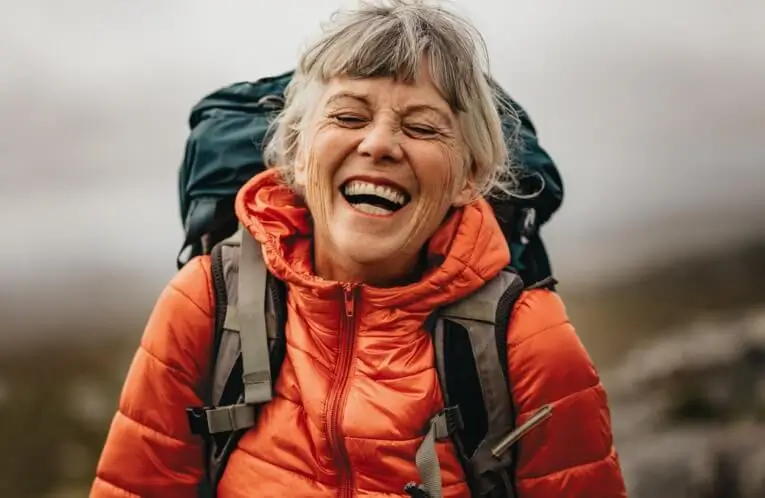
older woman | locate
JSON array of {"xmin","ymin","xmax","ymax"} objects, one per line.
[{"xmin": 92, "ymin": 1, "xmax": 626, "ymax": 497}]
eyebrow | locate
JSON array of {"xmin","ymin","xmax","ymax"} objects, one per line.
[
  {"xmin": 325, "ymin": 91, "xmax": 453, "ymax": 125},
  {"xmin": 325, "ymin": 91, "xmax": 371, "ymax": 107}
]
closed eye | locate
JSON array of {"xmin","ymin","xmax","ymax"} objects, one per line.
[
  {"xmin": 332, "ymin": 114, "xmax": 368, "ymax": 127},
  {"xmin": 404, "ymin": 124, "xmax": 440, "ymax": 138}
]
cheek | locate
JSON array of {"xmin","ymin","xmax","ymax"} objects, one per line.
[
  {"xmin": 416, "ymin": 147, "xmax": 466, "ymax": 203},
  {"xmin": 301, "ymin": 130, "xmax": 347, "ymax": 225},
  {"xmin": 403, "ymin": 149, "xmax": 464, "ymax": 244},
  {"xmin": 303, "ymin": 153, "xmax": 334, "ymax": 205},
  {"xmin": 304, "ymin": 128, "xmax": 348, "ymax": 176},
  {"xmin": 296, "ymin": 119, "xmax": 340, "ymax": 177}
]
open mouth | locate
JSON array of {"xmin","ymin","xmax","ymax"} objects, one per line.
[{"xmin": 341, "ymin": 179, "xmax": 410, "ymax": 216}]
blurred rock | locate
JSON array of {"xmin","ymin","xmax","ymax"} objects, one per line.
[{"xmin": 604, "ymin": 309, "xmax": 765, "ymax": 497}]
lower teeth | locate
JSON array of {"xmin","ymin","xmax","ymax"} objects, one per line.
[{"xmin": 352, "ymin": 203, "xmax": 393, "ymax": 215}]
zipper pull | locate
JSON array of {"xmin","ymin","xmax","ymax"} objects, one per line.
[
  {"xmin": 491, "ymin": 404, "xmax": 552, "ymax": 458},
  {"xmin": 343, "ymin": 285, "xmax": 356, "ymax": 318}
]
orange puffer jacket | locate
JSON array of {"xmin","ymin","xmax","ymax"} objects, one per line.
[{"xmin": 92, "ymin": 169, "xmax": 626, "ymax": 498}]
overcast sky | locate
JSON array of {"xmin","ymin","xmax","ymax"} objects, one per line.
[{"xmin": 1, "ymin": 0, "xmax": 764, "ymax": 298}]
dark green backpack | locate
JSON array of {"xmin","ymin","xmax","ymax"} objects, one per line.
[{"xmin": 176, "ymin": 70, "xmax": 563, "ymax": 286}]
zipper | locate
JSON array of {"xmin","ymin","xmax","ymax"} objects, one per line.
[{"xmin": 326, "ymin": 284, "xmax": 358, "ymax": 498}]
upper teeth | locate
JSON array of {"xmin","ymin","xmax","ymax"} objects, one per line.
[{"xmin": 344, "ymin": 181, "xmax": 407, "ymax": 206}]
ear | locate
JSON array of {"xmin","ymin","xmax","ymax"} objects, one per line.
[
  {"xmin": 293, "ymin": 148, "xmax": 307, "ymax": 188},
  {"xmin": 452, "ymin": 182, "xmax": 476, "ymax": 207},
  {"xmin": 451, "ymin": 161, "xmax": 479, "ymax": 207}
]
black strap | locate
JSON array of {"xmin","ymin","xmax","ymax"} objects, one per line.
[
  {"xmin": 210, "ymin": 244, "xmax": 229, "ymax": 376},
  {"xmin": 524, "ymin": 275, "xmax": 558, "ymax": 291},
  {"xmin": 493, "ymin": 267, "xmax": 524, "ymax": 388},
  {"xmin": 266, "ymin": 274, "xmax": 288, "ymax": 378}
]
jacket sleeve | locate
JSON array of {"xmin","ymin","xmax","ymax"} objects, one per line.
[
  {"xmin": 506, "ymin": 289, "xmax": 627, "ymax": 498},
  {"xmin": 91, "ymin": 257, "xmax": 215, "ymax": 498}
]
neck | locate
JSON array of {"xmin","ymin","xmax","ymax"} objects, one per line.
[{"xmin": 312, "ymin": 240, "xmax": 425, "ymax": 288}]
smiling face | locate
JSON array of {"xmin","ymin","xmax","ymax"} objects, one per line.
[{"xmin": 294, "ymin": 65, "xmax": 474, "ymax": 286}]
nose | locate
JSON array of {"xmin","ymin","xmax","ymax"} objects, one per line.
[{"xmin": 357, "ymin": 120, "xmax": 404, "ymax": 163}]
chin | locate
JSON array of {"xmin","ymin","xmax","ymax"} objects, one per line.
[
  {"xmin": 341, "ymin": 240, "xmax": 398, "ymax": 265},
  {"xmin": 332, "ymin": 231, "xmax": 405, "ymax": 264}
]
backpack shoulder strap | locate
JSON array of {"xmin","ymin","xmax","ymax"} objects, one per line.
[
  {"xmin": 237, "ymin": 228, "xmax": 273, "ymax": 404},
  {"xmin": 410, "ymin": 268, "xmax": 547, "ymax": 498},
  {"xmin": 445, "ymin": 268, "xmax": 524, "ymax": 497},
  {"xmin": 186, "ymin": 227, "xmax": 288, "ymax": 497}
]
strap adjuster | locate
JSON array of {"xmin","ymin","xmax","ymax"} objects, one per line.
[
  {"xmin": 187, "ymin": 404, "xmax": 257, "ymax": 437},
  {"xmin": 404, "ymin": 482, "xmax": 431, "ymax": 498},
  {"xmin": 433, "ymin": 405, "xmax": 463, "ymax": 440}
]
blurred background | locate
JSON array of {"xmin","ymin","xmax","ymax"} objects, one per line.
[{"xmin": 1, "ymin": 0, "xmax": 763, "ymax": 496}]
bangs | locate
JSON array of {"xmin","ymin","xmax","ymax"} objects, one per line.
[{"xmin": 299, "ymin": 6, "xmax": 482, "ymax": 112}]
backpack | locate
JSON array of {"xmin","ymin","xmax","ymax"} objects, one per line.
[
  {"xmin": 176, "ymin": 70, "xmax": 563, "ymax": 286},
  {"xmin": 178, "ymin": 71, "xmax": 562, "ymax": 497},
  {"xmin": 186, "ymin": 228, "xmax": 556, "ymax": 498}
]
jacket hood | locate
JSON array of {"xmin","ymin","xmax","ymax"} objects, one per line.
[{"xmin": 234, "ymin": 168, "xmax": 510, "ymax": 312}]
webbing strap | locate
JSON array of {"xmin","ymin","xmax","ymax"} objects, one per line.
[
  {"xmin": 238, "ymin": 231, "xmax": 273, "ymax": 405},
  {"xmin": 205, "ymin": 404, "xmax": 256, "ymax": 434},
  {"xmin": 415, "ymin": 422, "xmax": 441, "ymax": 498},
  {"xmin": 414, "ymin": 407, "xmax": 463, "ymax": 498},
  {"xmin": 223, "ymin": 305, "xmax": 240, "ymax": 332}
]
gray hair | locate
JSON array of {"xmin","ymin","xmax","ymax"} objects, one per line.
[{"xmin": 264, "ymin": 0, "xmax": 517, "ymax": 199}]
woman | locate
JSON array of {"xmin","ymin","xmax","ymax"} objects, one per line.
[{"xmin": 92, "ymin": 1, "xmax": 626, "ymax": 497}]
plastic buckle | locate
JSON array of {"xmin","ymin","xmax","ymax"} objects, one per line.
[
  {"xmin": 186, "ymin": 406, "xmax": 211, "ymax": 436},
  {"xmin": 442, "ymin": 405, "xmax": 464, "ymax": 435},
  {"xmin": 404, "ymin": 482, "xmax": 431, "ymax": 498}
]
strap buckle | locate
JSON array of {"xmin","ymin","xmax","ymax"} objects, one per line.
[
  {"xmin": 404, "ymin": 482, "xmax": 431, "ymax": 498},
  {"xmin": 187, "ymin": 404, "xmax": 257, "ymax": 436},
  {"xmin": 433, "ymin": 405, "xmax": 463, "ymax": 440}
]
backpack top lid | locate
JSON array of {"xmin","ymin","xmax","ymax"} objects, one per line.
[{"xmin": 176, "ymin": 70, "xmax": 563, "ymax": 284}]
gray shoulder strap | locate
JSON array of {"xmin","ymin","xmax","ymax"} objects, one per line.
[
  {"xmin": 439, "ymin": 270, "xmax": 522, "ymax": 324},
  {"xmin": 414, "ymin": 269, "xmax": 524, "ymax": 498},
  {"xmin": 203, "ymin": 227, "xmax": 275, "ymax": 436},
  {"xmin": 238, "ymin": 229, "xmax": 273, "ymax": 405},
  {"xmin": 211, "ymin": 229, "xmax": 242, "ymax": 407}
]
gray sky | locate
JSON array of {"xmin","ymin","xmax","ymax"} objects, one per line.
[{"xmin": 1, "ymin": 0, "xmax": 764, "ymax": 300}]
